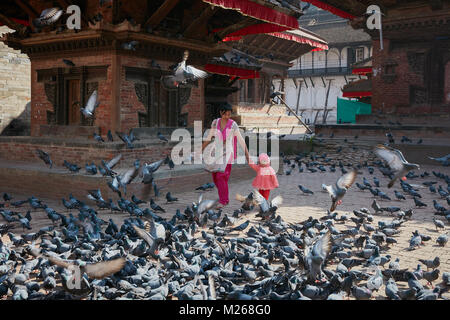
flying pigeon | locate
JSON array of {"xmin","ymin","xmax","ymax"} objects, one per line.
[
  {"xmin": 374, "ymin": 144, "xmax": 420, "ymax": 188},
  {"xmin": 324, "ymin": 170, "xmax": 357, "ymax": 212},
  {"xmin": 33, "ymin": 7, "xmax": 63, "ymax": 28},
  {"xmin": 36, "ymin": 149, "xmax": 53, "ymax": 169},
  {"xmin": 81, "ymin": 90, "xmax": 100, "ymax": 118},
  {"xmin": 161, "ymin": 50, "xmax": 208, "ymax": 88}
]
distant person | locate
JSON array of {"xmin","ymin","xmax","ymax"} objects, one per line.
[{"xmin": 248, "ymin": 153, "xmax": 279, "ymax": 200}]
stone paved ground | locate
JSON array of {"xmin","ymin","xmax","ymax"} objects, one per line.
[{"xmin": 1, "ymin": 162, "xmax": 449, "ymax": 299}]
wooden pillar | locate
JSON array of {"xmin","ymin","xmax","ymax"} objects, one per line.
[{"xmin": 111, "ymin": 48, "xmax": 121, "ymax": 132}]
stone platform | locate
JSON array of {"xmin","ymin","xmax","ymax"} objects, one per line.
[
  {"xmin": 0, "ymin": 159, "xmax": 255, "ymax": 201},
  {"xmin": 0, "ymin": 136, "xmax": 176, "ymax": 167}
]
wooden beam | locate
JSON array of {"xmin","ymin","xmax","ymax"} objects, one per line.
[
  {"xmin": 0, "ymin": 12, "xmax": 27, "ymax": 34},
  {"xmin": 215, "ymin": 17, "xmax": 256, "ymax": 40},
  {"xmin": 145, "ymin": 0, "xmax": 180, "ymax": 29},
  {"xmin": 184, "ymin": 5, "xmax": 216, "ymax": 38},
  {"xmin": 14, "ymin": 0, "xmax": 38, "ymax": 19}
]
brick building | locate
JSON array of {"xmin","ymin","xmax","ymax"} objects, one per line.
[{"xmin": 300, "ymin": 0, "xmax": 450, "ymax": 122}]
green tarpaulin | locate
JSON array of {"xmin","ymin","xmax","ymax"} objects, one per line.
[{"xmin": 337, "ymin": 98, "xmax": 371, "ymax": 124}]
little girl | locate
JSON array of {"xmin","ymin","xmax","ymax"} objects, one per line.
[{"xmin": 248, "ymin": 153, "xmax": 279, "ymax": 200}]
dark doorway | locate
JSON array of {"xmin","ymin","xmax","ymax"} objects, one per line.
[{"xmin": 67, "ymin": 79, "xmax": 81, "ymax": 125}]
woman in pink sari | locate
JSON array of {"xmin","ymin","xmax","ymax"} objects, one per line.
[{"xmin": 202, "ymin": 103, "xmax": 250, "ymax": 208}]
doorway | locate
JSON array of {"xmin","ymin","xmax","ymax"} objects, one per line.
[{"xmin": 67, "ymin": 79, "xmax": 81, "ymax": 125}]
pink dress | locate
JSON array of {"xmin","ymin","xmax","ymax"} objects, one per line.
[{"xmin": 249, "ymin": 159, "xmax": 279, "ymax": 190}]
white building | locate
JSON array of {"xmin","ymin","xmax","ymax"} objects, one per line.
[{"xmin": 274, "ymin": 6, "xmax": 372, "ymax": 124}]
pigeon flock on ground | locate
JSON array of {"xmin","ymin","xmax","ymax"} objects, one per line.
[{"xmin": 1, "ymin": 135, "xmax": 449, "ymax": 300}]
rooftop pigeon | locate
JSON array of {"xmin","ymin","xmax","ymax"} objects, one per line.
[{"xmin": 374, "ymin": 144, "xmax": 420, "ymax": 188}]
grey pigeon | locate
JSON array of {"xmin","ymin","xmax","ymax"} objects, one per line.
[
  {"xmin": 305, "ymin": 231, "xmax": 332, "ymax": 281},
  {"xmin": 324, "ymin": 170, "xmax": 357, "ymax": 211},
  {"xmin": 374, "ymin": 144, "xmax": 420, "ymax": 188}
]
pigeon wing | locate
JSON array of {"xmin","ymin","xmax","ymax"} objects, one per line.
[
  {"xmin": 374, "ymin": 145, "xmax": 404, "ymax": 172},
  {"xmin": 270, "ymin": 195, "xmax": 283, "ymax": 208},
  {"xmin": 121, "ymin": 167, "xmax": 138, "ymax": 185},
  {"xmin": 46, "ymin": 254, "xmax": 74, "ymax": 269},
  {"xmin": 185, "ymin": 65, "xmax": 208, "ymax": 79},
  {"xmin": 253, "ymin": 189, "xmax": 269, "ymax": 212},
  {"xmin": 84, "ymin": 90, "xmax": 98, "ymax": 113},
  {"xmin": 107, "ymin": 154, "xmax": 122, "ymax": 169},
  {"xmin": 84, "ymin": 257, "xmax": 126, "ymax": 279},
  {"xmin": 311, "ymin": 231, "xmax": 332, "ymax": 260},
  {"xmin": 132, "ymin": 225, "xmax": 156, "ymax": 248},
  {"xmin": 336, "ymin": 170, "xmax": 357, "ymax": 189}
]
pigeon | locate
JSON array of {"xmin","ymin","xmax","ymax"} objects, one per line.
[
  {"xmin": 371, "ymin": 199, "xmax": 383, "ymax": 214},
  {"xmin": 252, "ymin": 190, "xmax": 283, "ymax": 219},
  {"xmin": 93, "ymin": 132, "xmax": 104, "ymax": 142},
  {"xmin": 423, "ymin": 269, "xmax": 440, "ymax": 287},
  {"xmin": 121, "ymin": 41, "xmax": 139, "ymax": 51},
  {"xmin": 385, "ymin": 278, "xmax": 401, "ymax": 300},
  {"xmin": 305, "ymin": 231, "xmax": 332, "ymax": 282},
  {"xmin": 80, "ymin": 90, "xmax": 100, "ymax": 118},
  {"xmin": 324, "ymin": 170, "xmax": 357, "ymax": 211},
  {"xmin": 33, "ymin": 8, "xmax": 63, "ymax": 27},
  {"xmin": 62, "ymin": 59, "xmax": 75, "ymax": 67},
  {"xmin": 166, "ymin": 192, "xmax": 178, "ymax": 203},
  {"xmin": 150, "ymin": 199, "xmax": 165, "ymax": 213},
  {"xmin": 298, "ymin": 185, "xmax": 314, "ymax": 195},
  {"xmin": 161, "ymin": 50, "xmax": 208, "ymax": 88},
  {"xmin": 157, "ymin": 132, "xmax": 168, "ymax": 143},
  {"xmin": 394, "ymin": 190, "xmax": 406, "ymax": 200},
  {"xmin": 413, "ymin": 197, "xmax": 427, "ymax": 208},
  {"xmin": 36, "ymin": 149, "xmax": 53, "ymax": 169},
  {"xmin": 374, "ymin": 144, "xmax": 420, "ymax": 188},
  {"xmin": 418, "ymin": 257, "xmax": 440, "ymax": 271},
  {"xmin": 196, "ymin": 194, "xmax": 219, "ymax": 215},
  {"xmin": 116, "ymin": 131, "xmax": 135, "ymax": 149},
  {"xmin": 366, "ymin": 267, "xmax": 383, "ymax": 291},
  {"xmin": 436, "ymin": 233, "xmax": 448, "ymax": 246},
  {"xmin": 107, "ymin": 130, "xmax": 114, "ymax": 142},
  {"xmin": 432, "ymin": 217, "xmax": 445, "ymax": 231},
  {"xmin": 196, "ymin": 183, "xmax": 215, "ymax": 191}
]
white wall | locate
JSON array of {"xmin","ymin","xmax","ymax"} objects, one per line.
[{"xmin": 274, "ymin": 74, "xmax": 367, "ymax": 124}]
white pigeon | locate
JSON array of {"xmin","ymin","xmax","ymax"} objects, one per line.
[
  {"xmin": 81, "ymin": 90, "xmax": 100, "ymax": 118},
  {"xmin": 161, "ymin": 50, "xmax": 208, "ymax": 88}
]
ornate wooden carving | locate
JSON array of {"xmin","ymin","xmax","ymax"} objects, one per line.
[
  {"xmin": 135, "ymin": 83, "xmax": 148, "ymax": 106},
  {"xmin": 44, "ymin": 82, "xmax": 57, "ymax": 124},
  {"xmin": 407, "ymin": 52, "xmax": 425, "ymax": 75},
  {"xmin": 410, "ymin": 86, "xmax": 428, "ymax": 105}
]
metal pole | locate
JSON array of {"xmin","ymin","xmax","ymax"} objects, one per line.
[{"xmin": 271, "ymin": 95, "xmax": 313, "ymax": 134}]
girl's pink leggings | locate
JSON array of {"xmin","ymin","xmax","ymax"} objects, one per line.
[{"xmin": 212, "ymin": 164, "xmax": 232, "ymax": 205}]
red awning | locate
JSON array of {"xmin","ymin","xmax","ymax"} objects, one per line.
[
  {"xmin": 343, "ymin": 91, "xmax": 372, "ymax": 98},
  {"xmin": 0, "ymin": 18, "xmax": 30, "ymax": 27},
  {"xmin": 352, "ymin": 67, "xmax": 372, "ymax": 75},
  {"xmin": 204, "ymin": 63, "xmax": 260, "ymax": 79},
  {"xmin": 267, "ymin": 32, "xmax": 329, "ymax": 51},
  {"xmin": 214, "ymin": 22, "xmax": 290, "ymax": 41},
  {"xmin": 302, "ymin": 0, "xmax": 355, "ymax": 20},
  {"xmin": 203, "ymin": 0, "xmax": 299, "ymax": 29}
]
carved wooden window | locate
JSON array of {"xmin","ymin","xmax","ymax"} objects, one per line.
[
  {"xmin": 126, "ymin": 66, "xmax": 190, "ymax": 128},
  {"xmin": 37, "ymin": 66, "xmax": 108, "ymax": 126}
]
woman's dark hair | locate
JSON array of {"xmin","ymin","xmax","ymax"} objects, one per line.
[{"xmin": 219, "ymin": 102, "xmax": 232, "ymax": 113}]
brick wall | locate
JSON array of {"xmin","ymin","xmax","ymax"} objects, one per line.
[
  {"xmin": 372, "ymin": 38, "xmax": 450, "ymax": 115},
  {"xmin": 181, "ymin": 78, "xmax": 205, "ymax": 127},
  {"xmin": 30, "ymin": 52, "xmax": 114, "ymax": 136},
  {"xmin": 0, "ymin": 138, "xmax": 175, "ymax": 167},
  {"xmin": 0, "ymin": 26, "xmax": 31, "ymax": 135},
  {"xmin": 445, "ymin": 61, "xmax": 450, "ymax": 105}
]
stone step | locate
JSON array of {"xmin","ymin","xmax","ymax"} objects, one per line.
[
  {"xmin": 232, "ymin": 104, "xmax": 288, "ymax": 115},
  {"xmin": 232, "ymin": 114, "xmax": 301, "ymax": 126},
  {"xmin": 240, "ymin": 125, "xmax": 307, "ymax": 135}
]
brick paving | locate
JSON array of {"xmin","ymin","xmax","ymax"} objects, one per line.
[{"xmin": 1, "ymin": 162, "xmax": 449, "ymax": 299}]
